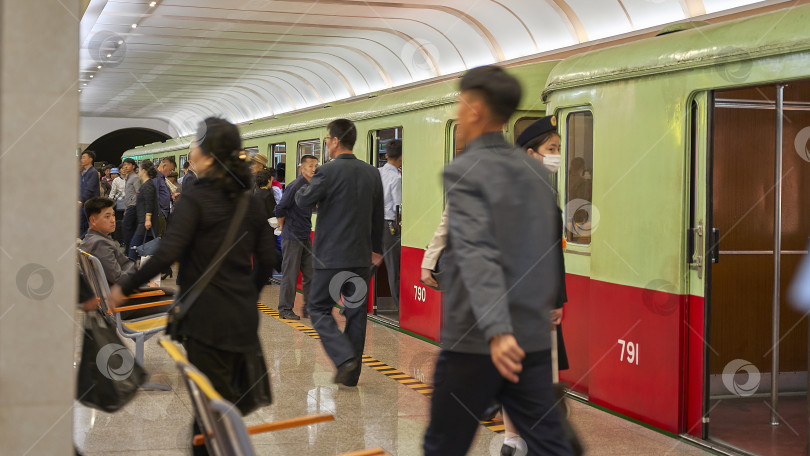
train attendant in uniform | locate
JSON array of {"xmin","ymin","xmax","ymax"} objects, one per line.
[
  {"xmin": 295, "ymin": 118, "xmax": 385, "ymax": 386},
  {"xmin": 500, "ymin": 115, "xmax": 571, "ymax": 456},
  {"xmin": 379, "ymin": 139, "xmax": 402, "ymax": 307},
  {"xmin": 422, "ymin": 66, "xmax": 572, "ymax": 456},
  {"xmin": 109, "ymin": 117, "xmax": 277, "ymax": 455}
]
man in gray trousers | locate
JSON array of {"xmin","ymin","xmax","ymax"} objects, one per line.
[
  {"xmin": 423, "ymin": 65, "xmax": 573, "ymax": 456},
  {"xmin": 274, "ymin": 154, "xmax": 319, "ymax": 320},
  {"xmin": 295, "ymin": 118, "xmax": 384, "ymax": 386}
]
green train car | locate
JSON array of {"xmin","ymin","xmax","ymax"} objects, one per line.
[{"xmin": 125, "ymin": 5, "xmax": 810, "ymax": 453}]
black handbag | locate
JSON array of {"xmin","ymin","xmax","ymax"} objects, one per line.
[
  {"xmin": 166, "ymin": 191, "xmax": 252, "ymax": 341},
  {"xmin": 76, "ymin": 313, "xmax": 147, "ymax": 412},
  {"xmin": 233, "ymin": 349, "xmax": 273, "ymax": 415}
]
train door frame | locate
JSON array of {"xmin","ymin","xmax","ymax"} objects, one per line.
[{"xmin": 367, "ymin": 126, "xmax": 403, "ymax": 326}]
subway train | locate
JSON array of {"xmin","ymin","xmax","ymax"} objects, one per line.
[{"xmin": 123, "ymin": 5, "xmax": 810, "ymax": 454}]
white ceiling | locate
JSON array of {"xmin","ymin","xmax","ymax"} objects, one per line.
[{"xmin": 79, "ymin": 0, "xmax": 773, "ymax": 136}]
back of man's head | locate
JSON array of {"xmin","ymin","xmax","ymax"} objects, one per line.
[
  {"xmin": 459, "ymin": 66, "xmax": 522, "ymax": 123},
  {"xmin": 386, "ymin": 140, "xmax": 402, "ymax": 160},
  {"xmin": 327, "ymin": 119, "xmax": 357, "ymax": 151}
]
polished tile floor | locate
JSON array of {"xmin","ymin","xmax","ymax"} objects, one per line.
[{"xmin": 74, "ymin": 280, "xmax": 716, "ymax": 455}]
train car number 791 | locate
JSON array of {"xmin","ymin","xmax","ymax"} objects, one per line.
[{"xmin": 617, "ymin": 339, "xmax": 639, "ymax": 365}]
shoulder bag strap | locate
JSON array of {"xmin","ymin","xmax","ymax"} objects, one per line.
[{"xmin": 173, "ymin": 191, "xmax": 252, "ymax": 315}]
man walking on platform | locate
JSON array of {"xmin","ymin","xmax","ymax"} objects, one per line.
[
  {"xmin": 379, "ymin": 139, "xmax": 402, "ymax": 307},
  {"xmin": 423, "ymin": 65, "xmax": 573, "ymax": 456},
  {"xmin": 275, "ymin": 154, "xmax": 318, "ymax": 320},
  {"xmin": 295, "ymin": 119, "xmax": 384, "ymax": 386},
  {"xmin": 78, "ymin": 150, "xmax": 99, "ymax": 238}
]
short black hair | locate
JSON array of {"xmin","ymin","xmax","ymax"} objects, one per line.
[
  {"xmin": 84, "ymin": 197, "xmax": 115, "ymax": 219},
  {"xmin": 327, "ymin": 119, "xmax": 357, "ymax": 151},
  {"xmin": 459, "ymin": 65, "xmax": 522, "ymax": 123},
  {"xmin": 523, "ymin": 131, "xmax": 560, "ymax": 152},
  {"xmin": 160, "ymin": 156, "xmax": 177, "ymax": 168},
  {"xmin": 183, "ymin": 161, "xmax": 190, "ymax": 169},
  {"xmin": 82, "ymin": 150, "xmax": 97, "ymax": 161},
  {"xmin": 255, "ymin": 169, "xmax": 272, "ymax": 188},
  {"xmin": 122, "ymin": 158, "xmax": 136, "ymax": 167},
  {"xmin": 299, "ymin": 154, "xmax": 318, "ymax": 165},
  {"xmin": 386, "ymin": 140, "xmax": 402, "ymax": 160},
  {"xmin": 140, "ymin": 159, "xmax": 158, "ymax": 179}
]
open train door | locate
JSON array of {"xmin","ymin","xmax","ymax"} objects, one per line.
[{"xmin": 698, "ymin": 83, "xmax": 810, "ymax": 455}]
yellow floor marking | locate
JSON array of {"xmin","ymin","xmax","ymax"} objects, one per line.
[{"xmin": 256, "ymin": 302, "xmax": 504, "ymax": 434}]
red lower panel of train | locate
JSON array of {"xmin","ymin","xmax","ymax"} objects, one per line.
[{"xmin": 398, "ymin": 246, "xmax": 705, "ymax": 435}]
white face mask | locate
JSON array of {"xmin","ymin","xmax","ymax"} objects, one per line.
[{"xmin": 542, "ymin": 154, "xmax": 561, "ymax": 173}]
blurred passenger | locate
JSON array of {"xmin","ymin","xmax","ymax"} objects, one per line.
[
  {"xmin": 268, "ymin": 167, "xmax": 283, "ymax": 204},
  {"xmin": 568, "ymin": 157, "xmax": 590, "ymax": 202},
  {"xmin": 250, "ymin": 152, "xmax": 269, "ymax": 175},
  {"xmin": 276, "ymin": 162, "xmax": 286, "ymax": 189},
  {"xmin": 181, "ymin": 156, "xmax": 198, "ymax": 189},
  {"xmin": 255, "ymin": 169, "xmax": 277, "ymax": 224},
  {"xmin": 109, "ymin": 117, "xmax": 277, "ymax": 455},
  {"xmin": 109, "ymin": 167, "xmax": 126, "ymax": 244},
  {"xmin": 379, "ymin": 139, "xmax": 402, "ymax": 307},
  {"xmin": 167, "ymin": 171, "xmax": 181, "ymax": 208},
  {"xmin": 154, "ymin": 157, "xmax": 175, "ymax": 236},
  {"xmin": 275, "ymin": 154, "xmax": 318, "ymax": 320},
  {"xmin": 100, "ymin": 179, "xmax": 111, "ymax": 198},
  {"xmin": 295, "ymin": 118, "xmax": 384, "ymax": 386},
  {"xmin": 121, "ymin": 158, "xmax": 140, "ymax": 257},
  {"xmin": 79, "ymin": 150, "xmax": 99, "ymax": 239},
  {"xmin": 128, "ymin": 159, "xmax": 158, "ymax": 261},
  {"xmin": 423, "ymin": 66, "xmax": 573, "ymax": 456}
]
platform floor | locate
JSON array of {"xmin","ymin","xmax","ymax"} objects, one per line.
[{"xmin": 74, "ymin": 278, "xmax": 716, "ymax": 455}]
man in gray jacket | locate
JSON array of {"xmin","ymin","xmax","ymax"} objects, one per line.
[
  {"xmin": 295, "ymin": 118, "xmax": 384, "ymax": 386},
  {"xmin": 423, "ymin": 66, "xmax": 572, "ymax": 456}
]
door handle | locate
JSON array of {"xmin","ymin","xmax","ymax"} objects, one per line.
[{"xmin": 711, "ymin": 228, "xmax": 720, "ymax": 264}]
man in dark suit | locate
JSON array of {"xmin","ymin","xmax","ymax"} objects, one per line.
[
  {"xmin": 295, "ymin": 118, "xmax": 384, "ymax": 386},
  {"xmin": 78, "ymin": 150, "xmax": 100, "ymax": 238},
  {"xmin": 423, "ymin": 66, "xmax": 573, "ymax": 456}
]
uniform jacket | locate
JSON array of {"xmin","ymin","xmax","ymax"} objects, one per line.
[
  {"xmin": 441, "ymin": 132, "xmax": 562, "ymax": 355},
  {"xmin": 80, "ymin": 229, "xmax": 137, "ymax": 284},
  {"xmin": 80, "ymin": 167, "xmax": 100, "ymax": 203},
  {"xmin": 295, "ymin": 153, "xmax": 384, "ymax": 269}
]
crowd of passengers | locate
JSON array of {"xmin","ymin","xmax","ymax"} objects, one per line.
[{"xmin": 76, "ymin": 65, "xmax": 581, "ymax": 456}]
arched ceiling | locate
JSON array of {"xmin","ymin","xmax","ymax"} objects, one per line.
[{"xmin": 79, "ymin": 0, "xmax": 777, "ymax": 136}]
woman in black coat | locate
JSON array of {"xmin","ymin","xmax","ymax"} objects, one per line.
[
  {"xmin": 127, "ymin": 160, "xmax": 158, "ymax": 260},
  {"xmin": 110, "ymin": 118, "xmax": 278, "ymax": 455}
]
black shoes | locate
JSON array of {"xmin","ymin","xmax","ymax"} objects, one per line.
[
  {"xmin": 500, "ymin": 444, "xmax": 516, "ymax": 456},
  {"xmin": 278, "ymin": 311, "xmax": 300, "ymax": 320},
  {"xmin": 334, "ymin": 358, "xmax": 358, "ymax": 385},
  {"xmin": 161, "ymin": 269, "xmax": 173, "ymax": 280}
]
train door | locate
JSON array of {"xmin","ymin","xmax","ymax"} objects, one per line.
[
  {"xmin": 368, "ymin": 127, "xmax": 403, "ymax": 325},
  {"xmin": 704, "ymin": 82, "xmax": 810, "ymax": 455}
]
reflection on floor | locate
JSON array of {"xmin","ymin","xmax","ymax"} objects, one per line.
[
  {"xmin": 710, "ymin": 396, "xmax": 808, "ymax": 456},
  {"xmin": 74, "ymin": 279, "xmax": 716, "ymax": 455},
  {"xmin": 373, "ymin": 296, "xmax": 399, "ymax": 324}
]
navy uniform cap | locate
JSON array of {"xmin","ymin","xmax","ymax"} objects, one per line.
[{"xmin": 516, "ymin": 115, "xmax": 557, "ymax": 148}]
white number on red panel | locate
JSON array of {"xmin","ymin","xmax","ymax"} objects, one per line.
[
  {"xmin": 617, "ymin": 339, "xmax": 639, "ymax": 365},
  {"xmin": 413, "ymin": 285, "xmax": 426, "ymax": 302}
]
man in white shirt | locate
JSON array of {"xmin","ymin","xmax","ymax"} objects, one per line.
[
  {"xmin": 379, "ymin": 139, "xmax": 402, "ymax": 307},
  {"xmin": 108, "ymin": 167, "xmax": 127, "ymax": 245}
]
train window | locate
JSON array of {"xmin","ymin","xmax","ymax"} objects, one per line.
[
  {"xmin": 373, "ymin": 127, "xmax": 402, "ymax": 168},
  {"xmin": 514, "ymin": 117, "xmax": 541, "ymax": 143},
  {"xmin": 270, "ymin": 143, "xmax": 286, "ymax": 168},
  {"xmin": 297, "ymin": 139, "xmax": 321, "ymax": 177},
  {"xmin": 178, "ymin": 154, "xmax": 188, "ymax": 177},
  {"xmin": 564, "ymin": 111, "xmax": 594, "ymax": 245}
]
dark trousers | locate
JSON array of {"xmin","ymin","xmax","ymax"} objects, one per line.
[
  {"xmin": 79, "ymin": 207, "xmax": 89, "ymax": 239},
  {"xmin": 122, "ymin": 207, "xmax": 137, "ymax": 254},
  {"xmin": 113, "ymin": 209, "xmax": 125, "ymax": 244},
  {"xmin": 382, "ymin": 220, "xmax": 401, "ymax": 306},
  {"xmin": 128, "ymin": 232, "xmax": 153, "ymax": 261},
  {"xmin": 278, "ymin": 237, "xmax": 313, "ymax": 313},
  {"xmin": 184, "ymin": 338, "xmax": 248, "ymax": 456},
  {"xmin": 308, "ymin": 267, "xmax": 370, "ymax": 384},
  {"xmin": 424, "ymin": 349, "xmax": 573, "ymax": 456}
]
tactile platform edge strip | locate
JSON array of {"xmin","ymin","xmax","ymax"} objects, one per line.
[{"xmin": 256, "ymin": 303, "xmax": 505, "ymax": 435}]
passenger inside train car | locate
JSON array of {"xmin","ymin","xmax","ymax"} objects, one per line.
[{"xmin": 3, "ymin": 1, "xmax": 810, "ymax": 455}]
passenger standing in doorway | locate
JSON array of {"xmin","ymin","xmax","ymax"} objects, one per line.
[
  {"xmin": 379, "ymin": 139, "xmax": 402, "ymax": 307},
  {"xmin": 120, "ymin": 158, "xmax": 140, "ymax": 252},
  {"xmin": 78, "ymin": 150, "xmax": 99, "ymax": 239},
  {"xmin": 423, "ymin": 65, "xmax": 572, "ymax": 456},
  {"xmin": 295, "ymin": 118, "xmax": 384, "ymax": 386},
  {"xmin": 181, "ymin": 156, "xmax": 198, "ymax": 189},
  {"xmin": 275, "ymin": 154, "xmax": 318, "ymax": 320}
]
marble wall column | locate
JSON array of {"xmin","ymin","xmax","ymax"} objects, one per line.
[{"xmin": 0, "ymin": 0, "xmax": 80, "ymax": 453}]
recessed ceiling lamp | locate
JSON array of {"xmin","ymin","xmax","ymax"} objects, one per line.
[
  {"xmin": 131, "ymin": 23, "xmax": 137, "ymax": 28},
  {"xmin": 89, "ymin": 75, "xmax": 94, "ymax": 78},
  {"xmin": 150, "ymin": 1, "xmax": 157, "ymax": 6},
  {"xmin": 107, "ymin": 53, "xmax": 112, "ymax": 58},
  {"xmin": 118, "ymin": 40, "xmax": 123, "ymax": 45},
  {"xmin": 97, "ymin": 65, "xmax": 102, "ymax": 69},
  {"xmin": 83, "ymin": 83, "xmax": 87, "ymax": 86}
]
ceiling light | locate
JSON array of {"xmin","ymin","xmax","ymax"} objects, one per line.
[
  {"xmin": 89, "ymin": 75, "xmax": 94, "ymax": 78},
  {"xmin": 83, "ymin": 83, "xmax": 87, "ymax": 86},
  {"xmin": 150, "ymin": 1, "xmax": 157, "ymax": 6},
  {"xmin": 107, "ymin": 53, "xmax": 112, "ymax": 58},
  {"xmin": 97, "ymin": 65, "xmax": 102, "ymax": 69},
  {"xmin": 131, "ymin": 23, "xmax": 137, "ymax": 28},
  {"xmin": 118, "ymin": 40, "xmax": 123, "ymax": 45}
]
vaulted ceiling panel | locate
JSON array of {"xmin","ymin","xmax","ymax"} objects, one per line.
[{"xmin": 79, "ymin": 0, "xmax": 779, "ymax": 136}]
